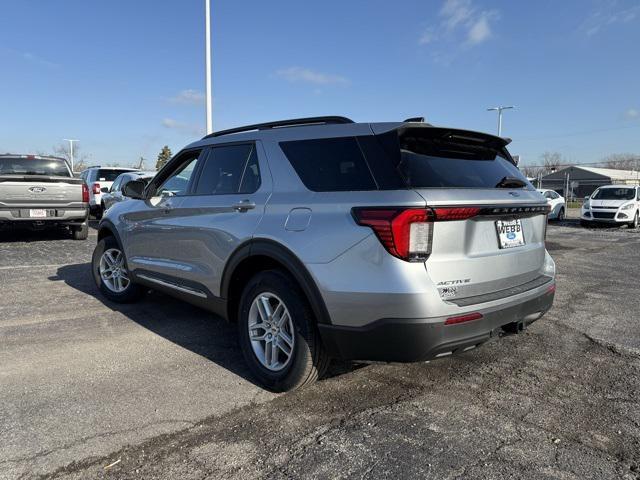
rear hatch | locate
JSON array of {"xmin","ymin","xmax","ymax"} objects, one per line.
[
  {"xmin": 0, "ymin": 156, "xmax": 84, "ymax": 206},
  {"xmin": 371, "ymin": 125, "xmax": 549, "ymax": 303}
]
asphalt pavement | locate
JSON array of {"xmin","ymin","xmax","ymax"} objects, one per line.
[{"xmin": 0, "ymin": 220, "xmax": 639, "ymax": 480}]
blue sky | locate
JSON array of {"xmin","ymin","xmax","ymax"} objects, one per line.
[{"xmin": 1, "ymin": 0, "xmax": 638, "ymax": 167}]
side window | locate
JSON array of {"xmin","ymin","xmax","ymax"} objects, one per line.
[
  {"xmin": 194, "ymin": 144, "xmax": 260, "ymax": 195},
  {"xmin": 279, "ymin": 137, "xmax": 377, "ymax": 192},
  {"xmin": 543, "ymin": 191, "xmax": 552, "ymax": 199},
  {"xmin": 155, "ymin": 151, "xmax": 201, "ymax": 197}
]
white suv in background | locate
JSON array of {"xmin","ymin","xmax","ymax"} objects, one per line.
[
  {"xmin": 79, "ymin": 166, "xmax": 139, "ymax": 218},
  {"xmin": 537, "ymin": 189, "xmax": 565, "ymax": 221},
  {"xmin": 581, "ymin": 185, "xmax": 640, "ymax": 228}
]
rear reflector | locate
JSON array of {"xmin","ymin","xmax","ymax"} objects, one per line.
[
  {"xmin": 444, "ymin": 312, "xmax": 483, "ymax": 325},
  {"xmin": 546, "ymin": 284, "xmax": 556, "ymax": 294}
]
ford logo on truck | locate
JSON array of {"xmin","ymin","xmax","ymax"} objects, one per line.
[{"xmin": 28, "ymin": 186, "xmax": 47, "ymax": 193}]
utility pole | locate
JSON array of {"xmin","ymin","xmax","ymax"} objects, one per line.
[
  {"xmin": 486, "ymin": 106, "xmax": 514, "ymax": 136},
  {"xmin": 63, "ymin": 139, "xmax": 79, "ymax": 172},
  {"xmin": 205, "ymin": 0, "xmax": 213, "ymax": 134}
]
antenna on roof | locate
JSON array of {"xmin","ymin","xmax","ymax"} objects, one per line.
[{"xmin": 404, "ymin": 117, "xmax": 425, "ymax": 123}]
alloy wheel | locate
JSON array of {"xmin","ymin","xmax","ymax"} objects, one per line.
[
  {"xmin": 247, "ymin": 292, "xmax": 295, "ymax": 372},
  {"xmin": 99, "ymin": 248, "xmax": 130, "ymax": 293}
]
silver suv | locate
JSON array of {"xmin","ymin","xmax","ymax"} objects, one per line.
[{"xmin": 92, "ymin": 117, "xmax": 556, "ymax": 391}]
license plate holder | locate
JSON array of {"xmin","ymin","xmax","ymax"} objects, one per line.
[
  {"xmin": 495, "ymin": 219, "xmax": 525, "ymax": 249},
  {"xmin": 29, "ymin": 209, "xmax": 48, "ymax": 218}
]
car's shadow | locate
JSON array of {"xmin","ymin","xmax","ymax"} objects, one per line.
[
  {"xmin": 0, "ymin": 220, "xmax": 99, "ymax": 243},
  {"xmin": 50, "ymin": 262, "xmax": 360, "ymax": 389}
]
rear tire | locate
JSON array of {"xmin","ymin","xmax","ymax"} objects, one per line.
[
  {"xmin": 71, "ymin": 223, "xmax": 89, "ymax": 240},
  {"xmin": 94, "ymin": 205, "xmax": 103, "ymax": 220},
  {"xmin": 238, "ymin": 270, "xmax": 330, "ymax": 392},
  {"xmin": 92, "ymin": 235, "xmax": 143, "ymax": 303}
]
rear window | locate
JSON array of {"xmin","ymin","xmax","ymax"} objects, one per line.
[
  {"xmin": 97, "ymin": 169, "xmax": 134, "ymax": 182},
  {"xmin": 279, "ymin": 137, "xmax": 377, "ymax": 192},
  {"xmin": 394, "ymin": 128, "xmax": 527, "ymax": 189},
  {"xmin": 0, "ymin": 157, "xmax": 70, "ymax": 177},
  {"xmin": 592, "ymin": 188, "xmax": 635, "ymax": 200}
]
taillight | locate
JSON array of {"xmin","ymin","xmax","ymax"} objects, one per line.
[
  {"xmin": 432, "ymin": 207, "xmax": 481, "ymax": 221},
  {"xmin": 92, "ymin": 182, "xmax": 101, "ymax": 194},
  {"xmin": 82, "ymin": 183, "xmax": 89, "ymax": 203},
  {"xmin": 352, "ymin": 208, "xmax": 434, "ymax": 262}
]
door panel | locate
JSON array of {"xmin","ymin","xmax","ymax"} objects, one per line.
[
  {"xmin": 165, "ymin": 142, "xmax": 271, "ymax": 297},
  {"xmin": 122, "ymin": 150, "xmax": 203, "ymax": 279}
]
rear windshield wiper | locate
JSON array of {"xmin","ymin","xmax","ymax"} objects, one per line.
[{"xmin": 495, "ymin": 176, "xmax": 527, "ymax": 188}]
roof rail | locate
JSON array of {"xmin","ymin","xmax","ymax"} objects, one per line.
[{"xmin": 202, "ymin": 116, "xmax": 354, "ymax": 139}]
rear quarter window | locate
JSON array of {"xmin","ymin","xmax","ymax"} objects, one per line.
[{"xmin": 279, "ymin": 137, "xmax": 377, "ymax": 192}]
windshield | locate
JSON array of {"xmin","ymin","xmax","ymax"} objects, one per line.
[
  {"xmin": 591, "ymin": 188, "xmax": 635, "ymax": 200},
  {"xmin": 97, "ymin": 169, "xmax": 135, "ymax": 182},
  {"xmin": 0, "ymin": 157, "xmax": 70, "ymax": 177}
]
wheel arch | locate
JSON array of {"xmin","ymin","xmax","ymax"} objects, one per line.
[{"xmin": 222, "ymin": 239, "xmax": 332, "ymax": 326}]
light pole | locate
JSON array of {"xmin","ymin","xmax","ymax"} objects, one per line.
[
  {"xmin": 486, "ymin": 106, "xmax": 514, "ymax": 136},
  {"xmin": 63, "ymin": 139, "xmax": 79, "ymax": 172},
  {"xmin": 205, "ymin": 0, "xmax": 213, "ymax": 134}
]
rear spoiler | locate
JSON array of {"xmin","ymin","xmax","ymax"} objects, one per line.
[
  {"xmin": 0, "ymin": 175, "xmax": 84, "ymax": 184},
  {"xmin": 371, "ymin": 123, "xmax": 516, "ymax": 165}
]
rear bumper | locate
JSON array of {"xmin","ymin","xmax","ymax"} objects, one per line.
[
  {"xmin": 0, "ymin": 207, "xmax": 88, "ymax": 228},
  {"xmin": 318, "ymin": 282, "xmax": 555, "ymax": 362}
]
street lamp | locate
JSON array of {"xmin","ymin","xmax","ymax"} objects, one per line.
[
  {"xmin": 205, "ymin": 0, "xmax": 213, "ymax": 134},
  {"xmin": 486, "ymin": 106, "xmax": 514, "ymax": 137},
  {"xmin": 63, "ymin": 139, "xmax": 79, "ymax": 172}
]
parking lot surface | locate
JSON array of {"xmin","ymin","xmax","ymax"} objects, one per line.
[{"xmin": 1, "ymin": 221, "xmax": 639, "ymax": 479}]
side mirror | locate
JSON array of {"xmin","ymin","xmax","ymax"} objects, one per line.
[
  {"xmin": 122, "ymin": 179, "xmax": 146, "ymax": 199},
  {"xmin": 101, "ymin": 187, "xmax": 110, "ymax": 193}
]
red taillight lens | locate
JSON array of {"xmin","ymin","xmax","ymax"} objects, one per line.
[
  {"xmin": 82, "ymin": 183, "xmax": 89, "ymax": 203},
  {"xmin": 432, "ymin": 207, "xmax": 481, "ymax": 221},
  {"xmin": 444, "ymin": 312, "xmax": 483, "ymax": 325},
  {"xmin": 352, "ymin": 208, "xmax": 434, "ymax": 261},
  {"xmin": 92, "ymin": 182, "xmax": 101, "ymax": 194}
]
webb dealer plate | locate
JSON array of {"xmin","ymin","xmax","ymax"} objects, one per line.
[{"xmin": 496, "ymin": 219, "xmax": 525, "ymax": 249}]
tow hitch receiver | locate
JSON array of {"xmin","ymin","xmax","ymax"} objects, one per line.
[{"xmin": 501, "ymin": 320, "xmax": 526, "ymax": 336}]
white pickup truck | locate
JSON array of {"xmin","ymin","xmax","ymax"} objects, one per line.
[{"xmin": 0, "ymin": 155, "xmax": 89, "ymax": 239}]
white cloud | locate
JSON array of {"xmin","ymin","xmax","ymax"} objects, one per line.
[
  {"xmin": 582, "ymin": 2, "xmax": 640, "ymax": 36},
  {"xmin": 161, "ymin": 118, "xmax": 204, "ymax": 136},
  {"xmin": 168, "ymin": 89, "xmax": 205, "ymax": 105},
  {"xmin": 274, "ymin": 67, "xmax": 349, "ymax": 86},
  {"xmin": 467, "ymin": 13, "xmax": 494, "ymax": 45},
  {"xmin": 625, "ymin": 108, "xmax": 639, "ymax": 119},
  {"xmin": 419, "ymin": 0, "xmax": 498, "ymax": 48},
  {"xmin": 441, "ymin": 0, "xmax": 473, "ymax": 31}
]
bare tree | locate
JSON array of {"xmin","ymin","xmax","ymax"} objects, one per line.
[
  {"xmin": 52, "ymin": 143, "xmax": 91, "ymax": 172},
  {"xmin": 521, "ymin": 165, "xmax": 544, "ymax": 178},
  {"xmin": 600, "ymin": 153, "xmax": 640, "ymax": 170},
  {"xmin": 540, "ymin": 152, "xmax": 564, "ymax": 173}
]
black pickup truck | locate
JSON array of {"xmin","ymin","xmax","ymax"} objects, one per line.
[{"xmin": 0, "ymin": 155, "xmax": 89, "ymax": 239}]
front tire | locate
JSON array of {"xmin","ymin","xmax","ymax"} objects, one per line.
[
  {"xmin": 238, "ymin": 270, "xmax": 329, "ymax": 392},
  {"xmin": 629, "ymin": 211, "xmax": 639, "ymax": 229},
  {"xmin": 557, "ymin": 208, "xmax": 565, "ymax": 222},
  {"xmin": 92, "ymin": 235, "xmax": 143, "ymax": 302}
]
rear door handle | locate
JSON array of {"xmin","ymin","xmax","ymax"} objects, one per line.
[{"xmin": 232, "ymin": 200, "xmax": 256, "ymax": 212}]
